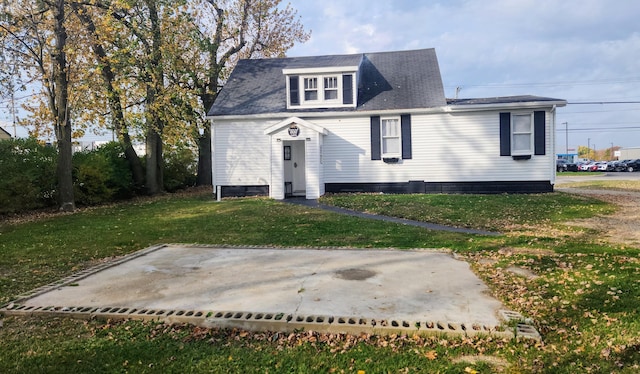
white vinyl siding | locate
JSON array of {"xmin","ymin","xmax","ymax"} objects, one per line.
[
  {"xmin": 211, "ymin": 108, "xmax": 554, "ymax": 198},
  {"xmin": 212, "ymin": 120, "xmax": 273, "ymax": 186},
  {"xmin": 320, "ymin": 111, "xmax": 553, "ymax": 183}
]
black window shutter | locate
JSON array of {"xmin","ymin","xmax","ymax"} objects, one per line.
[
  {"xmin": 534, "ymin": 111, "xmax": 545, "ymax": 155},
  {"xmin": 342, "ymin": 74, "xmax": 353, "ymax": 105},
  {"xmin": 499, "ymin": 112, "xmax": 511, "ymax": 156},
  {"xmin": 371, "ymin": 116, "xmax": 381, "ymax": 160},
  {"xmin": 401, "ymin": 114, "xmax": 412, "ymax": 159},
  {"xmin": 289, "ymin": 76, "xmax": 299, "ymax": 106}
]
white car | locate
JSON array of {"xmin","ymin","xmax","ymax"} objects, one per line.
[
  {"xmin": 579, "ymin": 162, "xmax": 595, "ymax": 171},
  {"xmin": 596, "ymin": 162, "xmax": 608, "ymax": 171}
]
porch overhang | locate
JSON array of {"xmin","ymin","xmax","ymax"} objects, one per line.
[{"xmin": 264, "ymin": 117, "xmax": 328, "ymax": 136}]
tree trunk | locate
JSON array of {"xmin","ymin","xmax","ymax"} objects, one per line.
[
  {"xmin": 196, "ymin": 127, "xmax": 212, "ymax": 186},
  {"xmin": 123, "ymin": 139, "xmax": 145, "ymax": 190},
  {"xmin": 145, "ymin": 127, "xmax": 162, "ymax": 195},
  {"xmin": 53, "ymin": 0, "xmax": 75, "ymax": 212},
  {"xmin": 196, "ymin": 92, "xmax": 215, "ymax": 186},
  {"xmin": 143, "ymin": 0, "xmax": 165, "ymax": 195},
  {"xmin": 55, "ymin": 121, "xmax": 75, "ymax": 212}
]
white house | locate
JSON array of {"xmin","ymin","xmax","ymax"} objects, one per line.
[
  {"xmin": 207, "ymin": 49, "xmax": 566, "ymax": 200},
  {"xmin": 0, "ymin": 126, "xmax": 11, "ymax": 140}
]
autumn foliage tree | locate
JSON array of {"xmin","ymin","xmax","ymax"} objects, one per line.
[
  {"xmin": 1, "ymin": 0, "xmax": 309, "ymax": 204},
  {"xmin": 177, "ymin": 0, "xmax": 310, "ymax": 186},
  {"xmin": 1, "ymin": 0, "xmax": 76, "ymax": 211}
]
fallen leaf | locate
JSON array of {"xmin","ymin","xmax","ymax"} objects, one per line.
[{"xmin": 424, "ymin": 350, "xmax": 438, "ymax": 360}]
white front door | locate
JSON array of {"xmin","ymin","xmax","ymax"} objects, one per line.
[{"xmin": 290, "ymin": 140, "xmax": 306, "ymax": 196}]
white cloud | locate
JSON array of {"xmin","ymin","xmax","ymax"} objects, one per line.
[{"xmin": 288, "ymin": 0, "xmax": 640, "ymax": 148}]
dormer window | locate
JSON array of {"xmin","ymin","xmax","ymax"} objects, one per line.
[
  {"xmin": 304, "ymin": 77, "xmax": 318, "ymax": 101},
  {"xmin": 284, "ymin": 66, "xmax": 358, "ymax": 109},
  {"xmin": 324, "ymin": 77, "xmax": 338, "ymax": 100},
  {"xmin": 298, "ymin": 74, "xmax": 346, "ymax": 105}
]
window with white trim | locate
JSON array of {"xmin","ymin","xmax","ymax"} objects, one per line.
[
  {"xmin": 381, "ymin": 117, "xmax": 401, "ymax": 156},
  {"xmin": 324, "ymin": 76, "xmax": 338, "ymax": 100},
  {"xmin": 302, "ymin": 75, "xmax": 339, "ymax": 104},
  {"xmin": 304, "ymin": 77, "xmax": 318, "ymax": 101},
  {"xmin": 511, "ymin": 113, "xmax": 533, "ymax": 155},
  {"xmin": 286, "ymin": 73, "xmax": 355, "ymax": 108}
]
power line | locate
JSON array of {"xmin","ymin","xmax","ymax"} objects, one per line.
[
  {"xmin": 446, "ymin": 77, "xmax": 640, "ymax": 89},
  {"xmin": 568, "ymin": 101, "xmax": 640, "ymax": 104},
  {"xmin": 555, "ymin": 126, "xmax": 640, "ymax": 132},
  {"xmin": 561, "ymin": 108, "xmax": 640, "ymax": 114}
]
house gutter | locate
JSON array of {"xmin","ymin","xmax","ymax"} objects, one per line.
[
  {"xmin": 207, "ymin": 100, "xmax": 568, "ymax": 121},
  {"xmin": 445, "ymin": 100, "xmax": 567, "ymax": 112},
  {"xmin": 207, "ymin": 106, "xmax": 449, "ymax": 121}
]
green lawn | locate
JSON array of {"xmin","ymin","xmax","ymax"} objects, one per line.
[{"xmin": 1, "ymin": 191, "xmax": 638, "ymax": 373}]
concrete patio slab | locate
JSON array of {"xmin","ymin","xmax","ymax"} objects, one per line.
[{"xmin": 1, "ymin": 244, "xmax": 539, "ymax": 339}]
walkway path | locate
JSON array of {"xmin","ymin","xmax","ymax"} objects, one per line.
[{"xmin": 284, "ymin": 198, "xmax": 501, "ymax": 236}]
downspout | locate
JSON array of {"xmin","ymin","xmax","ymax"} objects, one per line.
[
  {"xmin": 211, "ymin": 119, "xmax": 221, "ymax": 202},
  {"xmin": 550, "ymin": 105, "xmax": 557, "ymax": 188}
]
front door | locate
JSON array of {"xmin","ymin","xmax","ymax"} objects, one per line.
[{"xmin": 289, "ymin": 140, "xmax": 306, "ymax": 196}]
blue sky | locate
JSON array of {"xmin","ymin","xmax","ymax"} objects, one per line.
[
  {"xmin": 287, "ymin": 0, "xmax": 640, "ymax": 153},
  {"xmin": 2, "ymin": 0, "xmax": 639, "ymax": 154}
]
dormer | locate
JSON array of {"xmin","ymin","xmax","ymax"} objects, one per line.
[{"xmin": 283, "ymin": 66, "xmax": 358, "ymax": 109}]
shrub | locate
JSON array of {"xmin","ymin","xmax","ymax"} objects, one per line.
[
  {"xmin": 0, "ymin": 138, "xmax": 57, "ymax": 214},
  {"xmin": 72, "ymin": 142, "xmax": 135, "ymax": 206},
  {"xmin": 93, "ymin": 142, "xmax": 136, "ymax": 199},
  {"xmin": 163, "ymin": 146, "xmax": 197, "ymax": 192}
]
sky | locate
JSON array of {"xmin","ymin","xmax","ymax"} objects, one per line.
[
  {"xmin": 284, "ymin": 0, "xmax": 640, "ymax": 154},
  {"xmin": 2, "ymin": 0, "xmax": 639, "ymax": 155}
]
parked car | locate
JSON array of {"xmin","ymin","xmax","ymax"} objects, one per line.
[
  {"xmin": 580, "ymin": 162, "xmax": 598, "ymax": 172},
  {"xmin": 607, "ymin": 161, "xmax": 625, "ymax": 172},
  {"xmin": 624, "ymin": 159, "xmax": 640, "ymax": 172},
  {"xmin": 566, "ymin": 162, "xmax": 579, "ymax": 172},
  {"xmin": 556, "ymin": 159, "xmax": 568, "ymax": 172},
  {"xmin": 596, "ymin": 162, "xmax": 608, "ymax": 171}
]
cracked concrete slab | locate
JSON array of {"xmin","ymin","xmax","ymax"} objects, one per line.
[{"xmin": 2, "ymin": 245, "xmax": 538, "ymax": 338}]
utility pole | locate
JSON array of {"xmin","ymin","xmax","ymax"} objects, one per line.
[
  {"xmin": 561, "ymin": 122, "xmax": 568, "ymax": 155},
  {"xmin": 587, "ymin": 138, "xmax": 590, "ymax": 160},
  {"xmin": 10, "ymin": 89, "xmax": 17, "ymax": 138},
  {"xmin": 610, "ymin": 142, "xmax": 614, "ymax": 160}
]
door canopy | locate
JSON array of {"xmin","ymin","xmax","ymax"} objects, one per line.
[{"xmin": 264, "ymin": 117, "xmax": 328, "ymax": 137}]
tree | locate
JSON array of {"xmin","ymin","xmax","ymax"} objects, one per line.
[
  {"xmin": 0, "ymin": 0, "xmax": 76, "ymax": 211},
  {"xmin": 89, "ymin": 0, "xmax": 187, "ymax": 195},
  {"xmin": 69, "ymin": 1, "xmax": 145, "ymax": 190},
  {"xmin": 172, "ymin": 0, "xmax": 310, "ymax": 186},
  {"xmin": 2, "ymin": 0, "xmax": 310, "ymax": 203}
]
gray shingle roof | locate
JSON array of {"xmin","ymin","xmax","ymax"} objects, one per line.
[
  {"xmin": 447, "ymin": 95, "xmax": 566, "ymax": 106},
  {"xmin": 208, "ymin": 48, "xmax": 447, "ymax": 116}
]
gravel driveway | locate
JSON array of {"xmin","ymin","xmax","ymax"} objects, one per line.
[{"xmin": 556, "ymin": 174, "xmax": 640, "ymax": 248}]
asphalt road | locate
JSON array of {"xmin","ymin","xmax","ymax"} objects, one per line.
[{"xmin": 556, "ymin": 171, "xmax": 640, "ymax": 185}]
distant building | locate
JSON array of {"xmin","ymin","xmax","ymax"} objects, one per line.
[
  {"xmin": 557, "ymin": 153, "xmax": 578, "ymax": 163},
  {"xmin": 72, "ymin": 140, "xmax": 116, "ymax": 153},
  {"xmin": 619, "ymin": 147, "xmax": 640, "ymax": 160},
  {"xmin": 0, "ymin": 127, "xmax": 11, "ymax": 140},
  {"xmin": 71, "ymin": 140, "xmax": 146, "ymax": 156}
]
